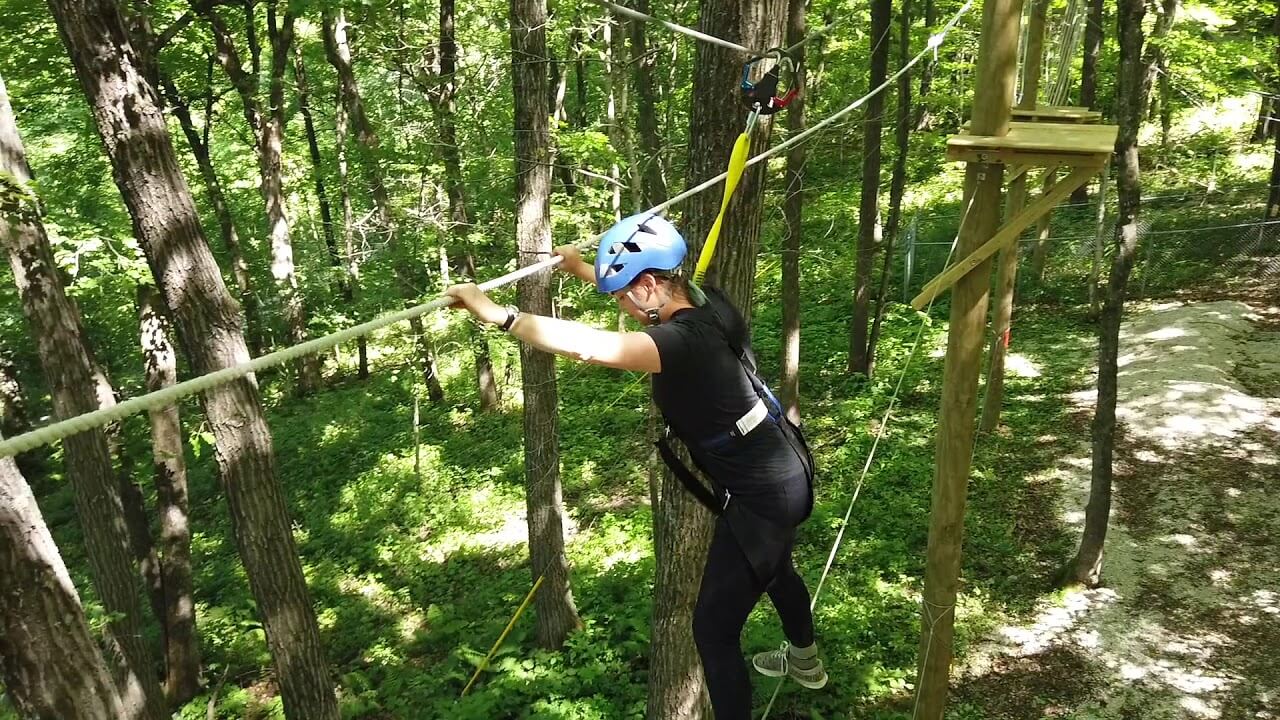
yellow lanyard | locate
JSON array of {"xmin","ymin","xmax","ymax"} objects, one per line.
[{"xmin": 692, "ymin": 111, "xmax": 759, "ymax": 285}]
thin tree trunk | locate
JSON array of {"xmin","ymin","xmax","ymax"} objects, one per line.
[
  {"xmin": 333, "ymin": 78, "xmax": 369, "ymax": 379},
  {"xmin": 263, "ymin": 4, "xmax": 322, "ymax": 393},
  {"xmin": 648, "ymin": 2, "xmax": 787, "ymax": 716},
  {"xmin": 292, "ymin": 45, "xmax": 342, "ymax": 288},
  {"xmin": 1071, "ymin": 0, "xmax": 1105, "ymax": 203},
  {"xmin": 1069, "ymin": 0, "xmax": 1173, "ymax": 588},
  {"xmin": 1267, "ymin": 15, "xmax": 1280, "ymax": 215},
  {"xmin": 324, "ymin": 6, "xmax": 444, "ymax": 401},
  {"xmin": 850, "ymin": 0, "xmax": 891, "ymax": 376},
  {"xmin": 432, "ymin": 0, "xmax": 498, "ymax": 410},
  {"xmin": 197, "ymin": 0, "xmax": 321, "ymax": 391},
  {"xmin": 914, "ymin": 0, "xmax": 937, "ymax": 130},
  {"xmin": 511, "ymin": 0, "xmax": 582, "ymax": 650},
  {"xmin": 46, "ymin": 3, "xmax": 341, "ymax": 716},
  {"xmin": 548, "ymin": 47, "xmax": 577, "ymax": 196},
  {"xmin": 0, "ymin": 351, "xmax": 28, "ymax": 440},
  {"xmin": 868, "ymin": 0, "xmax": 914, "ymax": 380},
  {"xmin": 159, "ymin": 69, "xmax": 262, "ymax": 357},
  {"xmin": 0, "ymin": 446, "xmax": 129, "ymax": 720},
  {"xmin": 571, "ymin": 24, "xmax": 589, "ymax": 128},
  {"xmin": 137, "ymin": 284, "xmax": 201, "ymax": 706},
  {"xmin": 629, "ymin": 0, "xmax": 668, "ymax": 206},
  {"xmin": 0, "ymin": 71, "xmax": 168, "ymax": 720},
  {"xmin": 781, "ymin": 0, "xmax": 807, "ymax": 424}
]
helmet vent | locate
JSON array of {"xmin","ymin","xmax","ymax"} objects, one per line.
[{"xmin": 622, "ymin": 241, "xmax": 643, "ymax": 252}]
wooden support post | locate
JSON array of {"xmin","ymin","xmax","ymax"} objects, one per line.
[
  {"xmin": 982, "ymin": 1, "xmax": 1049, "ymax": 433},
  {"xmin": 911, "ymin": 163, "xmax": 1099, "ymax": 310},
  {"xmin": 914, "ymin": 0, "xmax": 1022, "ymax": 717}
]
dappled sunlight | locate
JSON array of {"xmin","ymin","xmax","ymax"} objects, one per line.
[
  {"xmin": 960, "ymin": 301, "xmax": 1280, "ymax": 719},
  {"xmin": 1004, "ymin": 352, "xmax": 1041, "ymax": 378},
  {"xmin": 1114, "ymin": 301, "xmax": 1277, "ymax": 447}
]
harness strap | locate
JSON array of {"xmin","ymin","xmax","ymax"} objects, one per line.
[{"xmin": 655, "ymin": 431, "xmax": 728, "ymax": 514}]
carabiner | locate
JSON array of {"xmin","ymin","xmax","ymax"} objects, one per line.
[{"xmin": 740, "ymin": 49, "xmax": 799, "ymax": 116}]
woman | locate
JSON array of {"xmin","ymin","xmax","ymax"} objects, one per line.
[{"xmin": 445, "ymin": 212, "xmax": 825, "ymax": 718}]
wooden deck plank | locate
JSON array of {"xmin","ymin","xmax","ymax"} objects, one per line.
[
  {"xmin": 1010, "ymin": 105, "xmax": 1103, "ymax": 123},
  {"xmin": 946, "ymin": 122, "xmax": 1118, "ymax": 166}
]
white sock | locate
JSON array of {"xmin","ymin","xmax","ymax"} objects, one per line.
[{"xmin": 789, "ymin": 642, "xmax": 818, "ymax": 660}]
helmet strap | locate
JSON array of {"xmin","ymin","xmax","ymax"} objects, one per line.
[{"xmin": 624, "ymin": 288, "xmax": 665, "ymax": 327}]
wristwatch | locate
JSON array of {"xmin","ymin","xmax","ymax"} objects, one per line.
[{"xmin": 500, "ymin": 305, "xmax": 520, "ymax": 332}]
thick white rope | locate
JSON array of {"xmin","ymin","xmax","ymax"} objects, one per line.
[
  {"xmin": 591, "ymin": 0, "xmax": 841, "ymax": 58},
  {"xmin": 0, "ymin": 0, "xmax": 973, "ymax": 461},
  {"xmin": 589, "ymin": 0, "xmax": 767, "ymax": 56}
]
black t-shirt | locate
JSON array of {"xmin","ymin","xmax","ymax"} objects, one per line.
[{"xmin": 644, "ymin": 296, "xmax": 809, "ymax": 513}]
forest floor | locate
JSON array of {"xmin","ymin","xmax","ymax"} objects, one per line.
[{"xmin": 952, "ymin": 290, "xmax": 1280, "ymax": 720}]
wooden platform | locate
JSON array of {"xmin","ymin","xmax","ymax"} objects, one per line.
[
  {"xmin": 1010, "ymin": 105, "xmax": 1103, "ymax": 123},
  {"xmin": 947, "ymin": 122, "xmax": 1118, "ymax": 167}
]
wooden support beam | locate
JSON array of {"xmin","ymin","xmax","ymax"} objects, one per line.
[
  {"xmin": 913, "ymin": 0, "xmax": 1021, "ymax": 715},
  {"xmin": 982, "ymin": 0, "xmax": 1049, "ymax": 434},
  {"xmin": 911, "ymin": 163, "xmax": 1099, "ymax": 310}
]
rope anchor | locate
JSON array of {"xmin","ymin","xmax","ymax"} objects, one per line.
[{"xmin": 740, "ymin": 49, "xmax": 799, "ymax": 116}]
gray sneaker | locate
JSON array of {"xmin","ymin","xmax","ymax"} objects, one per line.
[{"xmin": 751, "ymin": 643, "xmax": 828, "ymax": 689}]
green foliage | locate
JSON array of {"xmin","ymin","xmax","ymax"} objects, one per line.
[{"xmin": 0, "ymin": 0, "xmax": 1276, "ymax": 717}]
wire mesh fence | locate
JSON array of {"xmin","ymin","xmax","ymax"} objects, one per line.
[{"xmin": 892, "ymin": 182, "xmax": 1280, "ymax": 306}]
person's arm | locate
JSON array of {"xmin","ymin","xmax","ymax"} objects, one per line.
[
  {"xmin": 445, "ymin": 283, "xmax": 661, "ymax": 373},
  {"xmin": 553, "ymin": 245, "xmax": 598, "ymax": 286}
]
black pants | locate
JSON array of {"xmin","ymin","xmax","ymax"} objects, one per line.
[{"xmin": 692, "ymin": 516, "xmax": 815, "ymax": 720}]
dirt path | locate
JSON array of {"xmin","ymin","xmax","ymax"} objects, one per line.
[{"xmin": 957, "ymin": 300, "xmax": 1280, "ymax": 720}]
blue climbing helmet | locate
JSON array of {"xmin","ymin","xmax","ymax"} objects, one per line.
[{"xmin": 594, "ymin": 212, "xmax": 687, "ymax": 294}]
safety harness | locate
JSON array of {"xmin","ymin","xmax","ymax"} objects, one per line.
[{"xmin": 653, "ymin": 288, "xmax": 813, "ymax": 515}]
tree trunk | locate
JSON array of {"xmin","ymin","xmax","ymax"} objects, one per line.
[
  {"xmin": 137, "ymin": 284, "xmax": 201, "ymax": 706},
  {"xmin": 0, "ymin": 351, "xmax": 28, "ymax": 440},
  {"xmin": 780, "ymin": 0, "xmax": 807, "ymax": 424},
  {"xmin": 263, "ymin": 4, "xmax": 322, "ymax": 394},
  {"xmin": 198, "ymin": 0, "xmax": 321, "ymax": 391},
  {"xmin": 0, "ymin": 446, "xmax": 129, "ymax": 720},
  {"xmin": 511, "ymin": 0, "xmax": 582, "ymax": 651},
  {"xmin": 159, "ymin": 69, "xmax": 262, "ymax": 357},
  {"xmin": 1071, "ymin": 0, "xmax": 1106, "ymax": 204},
  {"xmin": 0, "ymin": 71, "xmax": 168, "ymax": 720},
  {"xmin": 324, "ymin": 5, "xmax": 444, "ymax": 401},
  {"xmin": 1068, "ymin": 0, "xmax": 1165, "ymax": 588},
  {"xmin": 46, "ymin": 3, "xmax": 341, "ymax": 717},
  {"xmin": 432, "ymin": 0, "xmax": 498, "ymax": 410},
  {"xmin": 1269, "ymin": 122, "xmax": 1280, "ymax": 218},
  {"xmin": 914, "ymin": 0, "xmax": 937, "ymax": 130},
  {"xmin": 332, "ymin": 76, "xmax": 369, "ymax": 379},
  {"xmin": 1268, "ymin": 15, "xmax": 1280, "ymax": 215},
  {"xmin": 648, "ymin": 2, "xmax": 786, "ymax": 717},
  {"xmin": 868, "ymin": 0, "xmax": 914, "ymax": 380},
  {"xmin": 850, "ymin": 0, "xmax": 891, "ymax": 376},
  {"xmin": 629, "ymin": 0, "xmax": 668, "ymax": 207},
  {"xmin": 293, "ymin": 45, "xmax": 342, "ymax": 288},
  {"xmin": 571, "ymin": 24, "xmax": 589, "ymax": 128},
  {"xmin": 548, "ymin": 46, "xmax": 579, "ymax": 196}
]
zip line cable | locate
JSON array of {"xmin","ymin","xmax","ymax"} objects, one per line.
[
  {"xmin": 0, "ymin": 0, "xmax": 974, "ymax": 460},
  {"xmin": 588, "ymin": 0, "xmax": 841, "ymax": 59}
]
